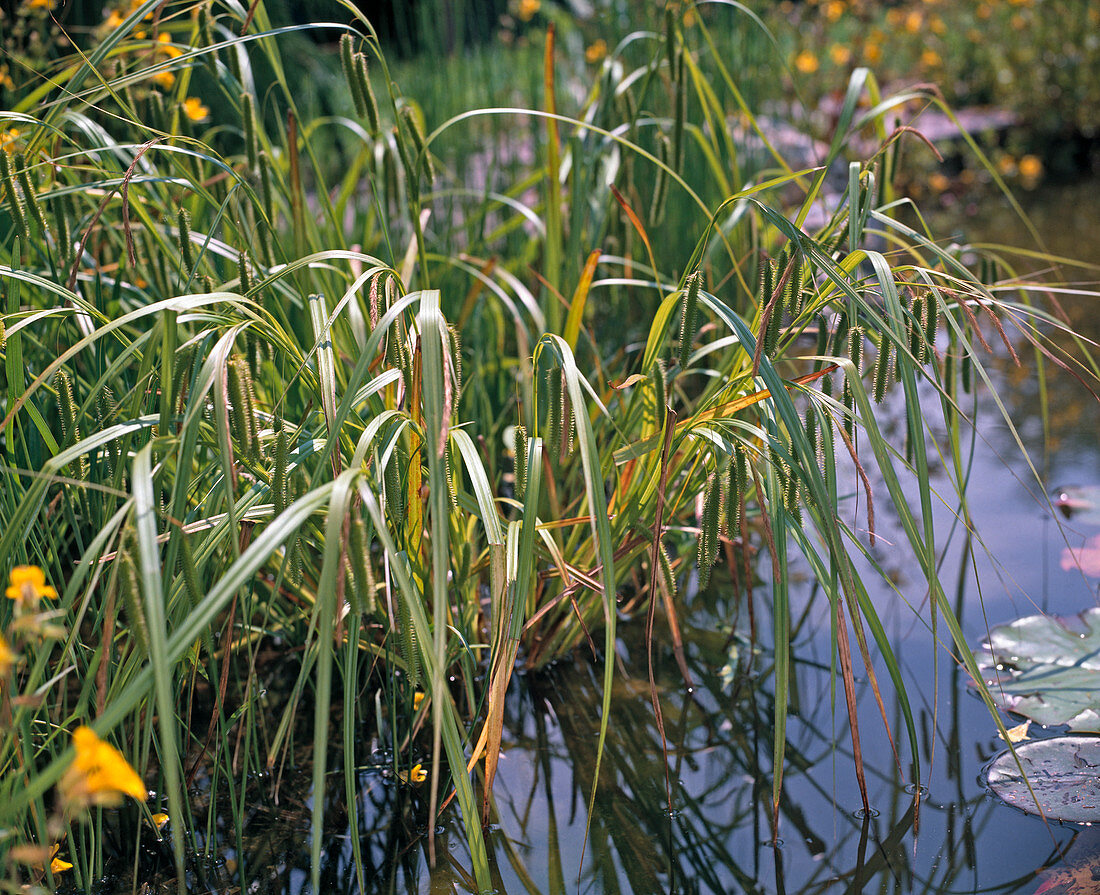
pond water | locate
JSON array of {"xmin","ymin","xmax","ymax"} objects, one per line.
[{"xmin": 113, "ymin": 178, "xmax": 1100, "ymax": 895}]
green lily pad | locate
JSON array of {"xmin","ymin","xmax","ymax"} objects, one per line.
[
  {"xmin": 973, "ymin": 608, "xmax": 1100, "ymax": 733},
  {"xmin": 1054, "ymin": 485, "xmax": 1100, "ymax": 525},
  {"xmin": 984, "ymin": 736, "xmax": 1100, "ymax": 823}
]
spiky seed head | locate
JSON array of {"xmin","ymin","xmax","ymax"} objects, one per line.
[
  {"xmin": 678, "ymin": 271, "xmax": 701, "ymax": 369},
  {"xmin": 873, "ymin": 337, "xmax": 893, "ymax": 403},
  {"xmin": 513, "ymin": 425, "xmax": 528, "ymax": 500},
  {"xmin": 698, "ymin": 471, "xmax": 722, "ymax": 589}
]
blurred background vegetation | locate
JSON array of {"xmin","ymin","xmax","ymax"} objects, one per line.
[{"xmin": 6, "ymin": 0, "xmax": 1096, "ymax": 180}]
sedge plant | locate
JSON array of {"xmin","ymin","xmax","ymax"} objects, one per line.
[{"xmin": 0, "ymin": 0, "xmax": 1095, "ymax": 891}]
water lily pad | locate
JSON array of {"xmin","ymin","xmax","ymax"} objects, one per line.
[
  {"xmin": 984, "ymin": 736, "xmax": 1100, "ymax": 823},
  {"xmin": 974, "ymin": 608, "xmax": 1100, "ymax": 733},
  {"xmin": 1054, "ymin": 485, "xmax": 1100, "ymax": 525},
  {"xmin": 1061, "ymin": 534, "xmax": 1100, "ymax": 577}
]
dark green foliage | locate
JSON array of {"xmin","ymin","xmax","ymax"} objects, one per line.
[
  {"xmin": 650, "ymin": 133, "xmax": 671, "ymax": 225},
  {"xmin": 651, "ymin": 358, "xmax": 667, "ymax": 430},
  {"xmin": 672, "ymin": 47, "xmax": 686, "ymax": 173},
  {"xmin": 242, "ymin": 91, "xmax": 258, "ymax": 172}
]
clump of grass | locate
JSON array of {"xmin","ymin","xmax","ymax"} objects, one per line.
[{"xmin": 0, "ymin": 0, "xmax": 1095, "ymax": 891}]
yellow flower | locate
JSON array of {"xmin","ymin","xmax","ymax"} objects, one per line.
[
  {"xmin": 105, "ymin": 8, "xmax": 125, "ymax": 28},
  {"xmin": 150, "ymin": 812, "xmax": 170, "ymax": 830},
  {"xmin": 152, "ymin": 69, "xmax": 176, "ymax": 89},
  {"xmin": 517, "ymin": 0, "xmax": 539, "ymax": 21},
  {"xmin": 1018, "ymin": 154, "xmax": 1043, "ymax": 182},
  {"xmin": 398, "ymin": 762, "xmax": 427, "ymax": 785},
  {"xmin": 156, "ymin": 32, "xmax": 184, "ymax": 59},
  {"xmin": 49, "ymin": 846, "xmax": 73, "ymax": 874},
  {"xmin": 929, "ymin": 14, "xmax": 947, "ymax": 34},
  {"xmin": 412, "ymin": 691, "xmax": 426, "ymax": 711},
  {"xmin": 6, "ymin": 566, "xmax": 58, "ymax": 603},
  {"xmin": 824, "ymin": 0, "xmax": 845, "ymax": 21},
  {"xmin": 794, "ymin": 50, "xmax": 819, "ymax": 74},
  {"xmin": 920, "ymin": 48, "xmax": 942, "ymax": 68},
  {"xmin": 27, "ymin": 0, "xmax": 56, "ymax": 10},
  {"xmin": 1, "ymin": 128, "xmax": 19, "ymax": 154},
  {"xmin": 928, "ymin": 172, "xmax": 950, "ymax": 193},
  {"xmin": 904, "ymin": 9, "xmax": 923, "ymax": 32},
  {"xmin": 0, "ymin": 633, "xmax": 13, "ymax": 675},
  {"xmin": 0, "ymin": 67, "xmax": 13, "ymax": 90},
  {"xmin": 60, "ymin": 726, "xmax": 147, "ymax": 810},
  {"xmin": 829, "ymin": 44, "xmax": 851, "ymax": 66},
  {"xmin": 128, "ymin": 0, "xmax": 155, "ymax": 19},
  {"xmin": 18, "ymin": 844, "xmax": 72, "ymax": 874},
  {"xmin": 585, "ymin": 39, "xmax": 608, "ymax": 64},
  {"xmin": 183, "ymin": 96, "xmax": 209, "ymax": 122},
  {"xmin": 865, "ymin": 42, "xmax": 882, "ymax": 63}
]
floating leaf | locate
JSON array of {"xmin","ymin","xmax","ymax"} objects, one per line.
[
  {"xmin": 973, "ymin": 608, "xmax": 1100, "ymax": 732},
  {"xmin": 997, "ymin": 720, "xmax": 1031, "ymax": 744},
  {"xmin": 984, "ymin": 735, "xmax": 1100, "ymax": 823},
  {"xmin": 1062, "ymin": 534, "xmax": 1100, "ymax": 577},
  {"xmin": 1053, "ymin": 485, "xmax": 1100, "ymax": 524}
]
